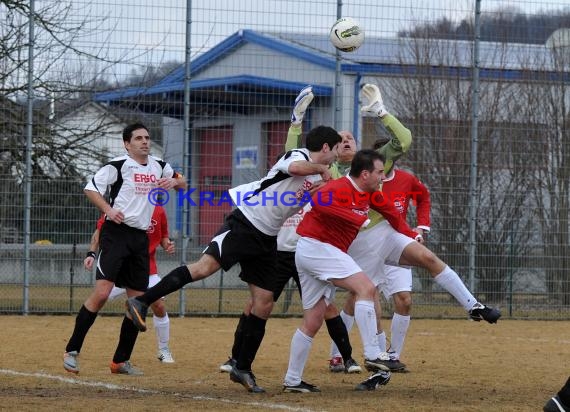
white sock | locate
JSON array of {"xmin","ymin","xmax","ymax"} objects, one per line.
[
  {"xmin": 377, "ymin": 331, "xmax": 387, "ymax": 353},
  {"xmin": 284, "ymin": 329, "xmax": 313, "ymax": 387},
  {"xmin": 354, "ymin": 300, "xmax": 380, "ymax": 360},
  {"xmin": 330, "ymin": 310, "xmax": 355, "ymax": 358},
  {"xmin": 433, "ymin": 266, "xmax": 478, "ymax": 311},
  {"xmin": 153, "ymin": 313, "xmax": 170, "ymax": 350},
  {"xmin": 340, "ymin": 310, "xmax": 355, "ymax": 331},
  {"xmin": 389, "ymin": 313, "xmax": 410, "ymax": 359}
]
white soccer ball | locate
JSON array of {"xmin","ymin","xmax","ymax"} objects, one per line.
[{"xmin": 329, "ymin": 17, "xmax": 364, "ymax": 52}]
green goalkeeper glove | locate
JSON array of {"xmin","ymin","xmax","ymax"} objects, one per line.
[
  {"xmin": 360, "ymin": 84, "xmax": 389, "ymax": 118},
  {"xmin": 291, "ymin": 85, "xmax": 314, "ymax": 125}
]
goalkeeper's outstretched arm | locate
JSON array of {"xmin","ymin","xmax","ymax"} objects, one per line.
[
  {"xmin": 285, "ymin": 85, "xmax": 314, "ymax": 151},
  {"xmin": 360, "ymin": 83, "xmax": 412, "ymax": 174}
]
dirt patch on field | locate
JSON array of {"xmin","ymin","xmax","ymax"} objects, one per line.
[{"xmin": 1, "ymin": 315, "xmax": 568, "ymax": 411}]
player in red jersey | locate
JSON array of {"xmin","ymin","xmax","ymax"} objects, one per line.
[
  {"xmin": 283, "ymin": 149, "xmax": 420, "ymax": 393},
  {"xmin": 84, "ymin": 205, "xmax": 176, "ymax": 363},
  {"xmin": 330, "ymin": 137, "xmax": 431, "ymax": 371}
]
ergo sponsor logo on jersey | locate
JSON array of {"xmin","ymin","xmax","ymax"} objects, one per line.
[{"xmin": 134, "ymin": 173, "xmax": 157, "ymax": 183}]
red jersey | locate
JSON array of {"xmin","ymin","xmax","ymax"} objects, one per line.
[
  {"xmin": 96, "ymin": 205, "xmax": 169, "ymax": 275},
  {"xmin": 382, "ymin": 169, "xmax": 431, "ymax": 231},
  {"xmin": 297, "ymin": 176, "xmax": 418, "ymax": 252}
]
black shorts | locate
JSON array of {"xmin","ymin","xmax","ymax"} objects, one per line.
[
  {"xmin": 273, "ymin": 251, "xmax": 301, "ymax": 302},
  {"xmin": 203, "ymin": 209, "xmax": 277, "ymax": 292},
  {"xmin": 96, "ymin": 221, "xmax": 149, "ymax": 292}
]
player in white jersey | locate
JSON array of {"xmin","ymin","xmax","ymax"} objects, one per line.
[
  {"xmin": 63, "ymin": 122, "xmax": 187, "ymax": 376},
  {"xmin": 126, "ymin": 126, "xmax": 341, "ymax": 393},
  {"xmin": 219, "ymin": 204, "xmax": 362, "ymax": 375}
]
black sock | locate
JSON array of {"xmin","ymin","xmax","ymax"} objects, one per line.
[
  {"xmin": 236, "ymin": 314, "xmax": 266, "ymax": 371},
  {"xmin": 325, "ymin": 315, "xmax": 353, "ymax": 362},
  {"xmin": 231, "ymin": 313, "xmax": 247, "ymax": 360},
  {"xmin": 112, "ymin": 315, "xmax": 140, "ymax": 363},
  {"xmin": 65, "ymin": 305, "xmax": 98, "ymax": 353},
  {"xmin": 138, "ymin": 265, "xmax": 193, "ymax": 305},
  {"xmin": 558, "ymin": 376, "xmax": 570, "ymax": 405}
]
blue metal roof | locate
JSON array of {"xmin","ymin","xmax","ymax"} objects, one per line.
[
  {"xmin": 94, "ymin": 74, "xmax": 332, "ymax": 102},
  {"xmin": 94, "ymin": 29, "xmax": 568, "ymax": 103}
]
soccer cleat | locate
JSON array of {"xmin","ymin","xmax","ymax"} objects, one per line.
[
  {"xmin": 229, "ymin": 367, "xmax": 265, "ymax": 393},
  {"xmin": 364, "ymin": 353, "xmax": 392, "ymax": 372},
  {"xmin": 375, "ymin": 352, "xmax": 407, "ymax": 372},
  {"xmin": 125, "ymin": 297, "xmax": 148, "ymax": 332},
  {"xmin": 469, "ymin": 303, "xmax": 501, "ymax": 324},
  {"xmin": 344, "ymin": 358, "xmax": 362, "ymax": 374},
  {"xmin": 63, "ymin": 351, "xmax": 80, "ymax": 374},
  {"xmin": 354, "ymin": 371, "xmax": 391, "ymax": 391},
  {"xmin": 328, "ymin": 356, "xmax": 345, "ymax": 373},
  {"xmin": 283, "ymin": 380, "xmax": 321, "ymax": 393},
  {"xmin": 110, "ymin": 360, "xmax": 143, "ymax": 376},
  {"xmin": 157, "ymin": 347, "xmax": 175, "ymax": 363},
  {"xmin": 219, "ymin": 358, "xmax": 236, "ymax": 373},
  {"xmin": 544, "ymin": 395, "xmax": 569, "ymax": 412}
]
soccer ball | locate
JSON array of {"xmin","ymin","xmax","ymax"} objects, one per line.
[{"xmin": 329, "ymin": 17, "xmax": 364, "ymax": 52}]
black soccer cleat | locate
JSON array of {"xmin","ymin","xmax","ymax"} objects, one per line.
[
  {"xmin": 126, "ymin": 297, "xmax": 149, "ymax": 332},
  {"xmin": 219, "ymin": 358, "xmax": 236, "ymax": 373},
  {"xmin": 283, "ymin": 380, "xmax": 321, "ymax": 393},
  {"xmin": 229, "ymin": 367, "xmax": 265, "ymax": 393},
  {"xmin": 544, "ymin": 395, "xmax": 569, "ymax": 412},
  {"xmin": 378, "ymin": 357, "xmax": 407, "ymax": 372},
  {"xmin": 364, "ymin": 356, "xmax": 392, "ymax": 372},
  {"xmin": 344, "ymin": 358, "xmax": 362, "ymax": 374},
  {"xmin": 469, "ymin": 303, "xmax": 501, "ymax": 324},
  {"xmin": 355, "ymin": 371, "xmax": 391, "ymax": 391}
]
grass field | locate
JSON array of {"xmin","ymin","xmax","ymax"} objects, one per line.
[{"xmin": 1, "ymin": 315, "xmax": 569, "ymax": 411}]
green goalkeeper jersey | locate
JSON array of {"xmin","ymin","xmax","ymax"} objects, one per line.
[{"xmin": 285, "ymin": 114, "xmax": 412, "ymax": 229}]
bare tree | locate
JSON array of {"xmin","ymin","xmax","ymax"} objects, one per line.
[
  {"xmin": 0, "ymin": 0, "xmax": 129, "ymax": 242},
  {"xmin": 366, "ymin": 35, "xmax": 537, "ymax": 303},
  {"xmin": 520, "ymin": 43, "xmax": 570, "ymax": 305}
]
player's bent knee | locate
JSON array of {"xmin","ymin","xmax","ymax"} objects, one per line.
[{"xmin": 151, "ymin": 301, "xmax": 166, "ymax": 317}]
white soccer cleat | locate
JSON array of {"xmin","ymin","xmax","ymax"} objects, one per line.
[{"xmin": 157, "ymin": 347, "xmax": 175, "ymax": 363}]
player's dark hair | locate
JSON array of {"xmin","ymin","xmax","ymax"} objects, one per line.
[
  {"xmin": 372, "ymin": 137, "xmax": 390, "ymax": 150},
  {"xmin": 305, "ymin": 125, "xmax": 341, "ymax": 152},
  {"xmin": 123, "ymin": 122, "xmax": 149, "ymax": 142},
  {"xmin": 349, "ymin": 149, "xmax": 385, "ymax": 177}
]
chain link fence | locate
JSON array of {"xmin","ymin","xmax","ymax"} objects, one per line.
[{"xmin": 1, "ymin": 0, "xmax": 569, "ymax": 319}]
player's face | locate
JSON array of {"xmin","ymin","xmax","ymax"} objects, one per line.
[
  {"xmin": 338, "ymin": 131, "xmax": 357, "ymax": 163},
  {"xmin": 325, "ymin": 142, "xmax": 340, "ymax": 165},
  {"xmin": 125, "ymin": 128, "xmax": 151, "ymax": 160},
  {"xmin": 366, "ymin": 159, "xmax": 385, "ymax": 191}
]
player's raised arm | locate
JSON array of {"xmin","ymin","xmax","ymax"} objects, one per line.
[
  {"xmin": 285, "ymin": 86, "xmax": 314, "ymax": 151},
  {"xmin": 361, "ymin": 83, "xmax": 412, "ymax": 174}
]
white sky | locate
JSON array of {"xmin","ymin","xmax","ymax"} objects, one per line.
[{"xmin": 32, "ymin": 0, "xmax": 570, "ymax": 82}]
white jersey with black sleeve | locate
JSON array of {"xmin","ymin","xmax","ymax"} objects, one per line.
[
  {"xmin": 228, "ymin": 149, "xmax": 322, "ymax": 236},
  {"xmin": 85, "ymin": 154, "xmax": 174, "ymax": 231}
]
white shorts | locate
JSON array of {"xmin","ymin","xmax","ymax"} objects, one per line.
[
  {"xmin": 108, "ymin": 274, "xmax": 162, "ymax": 301},
  {"xmin": 378, "ymin": 265, "xmax": 413, "ymax": 299},
  {"xmin": 296, "ymin": 237, "xmax": 362, "ymax": 310},
  {"xmin": 347, "ymin": 220, "xmax": 415, "ymax": 286}
]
